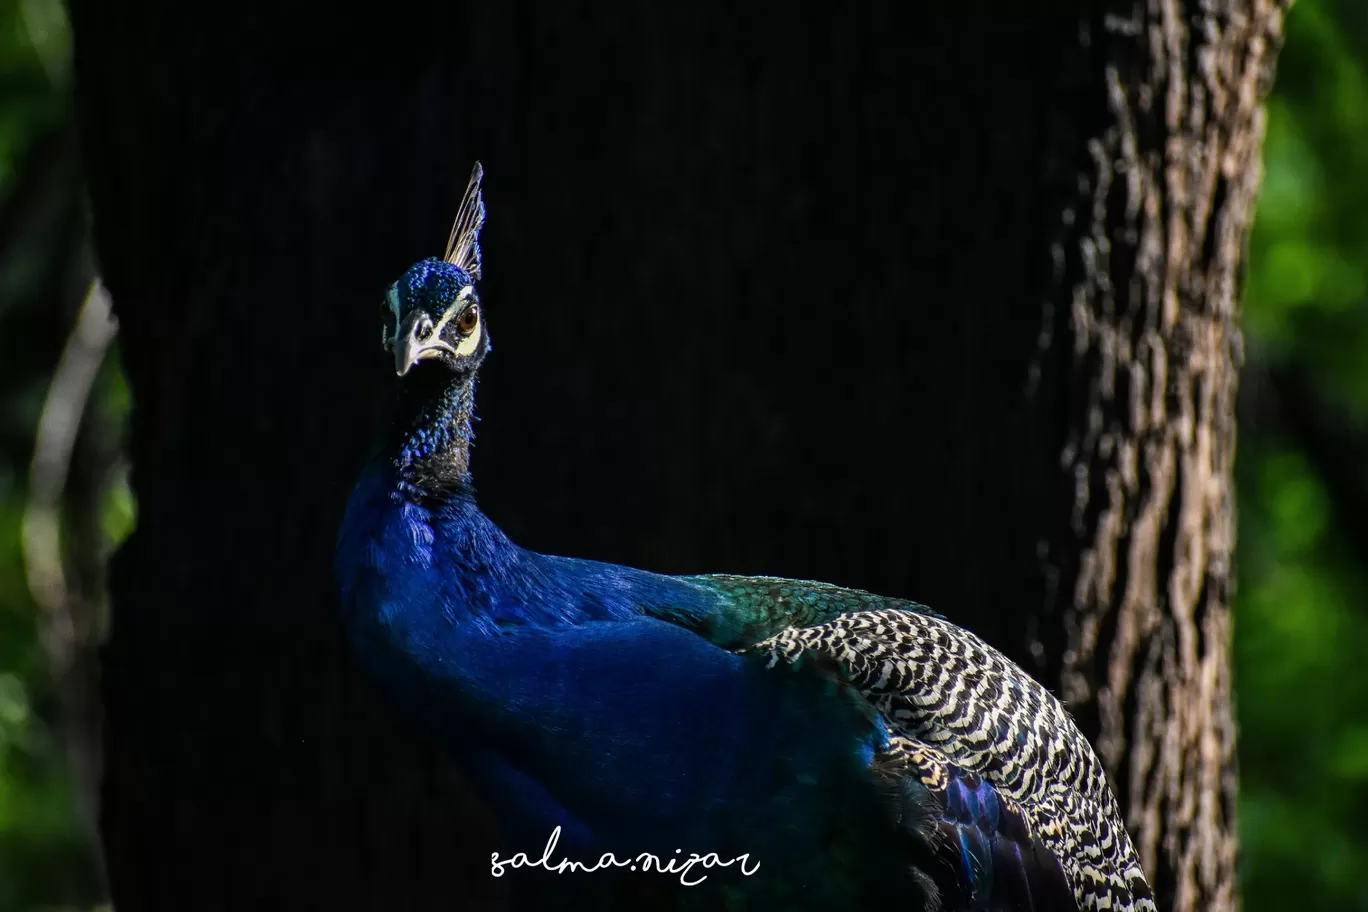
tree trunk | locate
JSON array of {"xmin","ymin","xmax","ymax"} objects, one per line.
[
  {"xmin": 1037, "ymin": 4, "xmax": 1289, "ymax": 908},
  {"xmin": 70, "ymin": 3, "xmax": 1285, "ymax": 910},
  {"xmin": 1040, "ymin": 4, "xmax": 1288, "ymax": 910}
]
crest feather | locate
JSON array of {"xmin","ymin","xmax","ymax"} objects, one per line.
[{"xmin": 444, "ymin": 162, "xmax": 486, "ymax": 280}]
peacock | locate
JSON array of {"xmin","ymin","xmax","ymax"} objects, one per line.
[{"xmin": 334, "ymin": 163, "xmax": 1157, "ymax": 911}]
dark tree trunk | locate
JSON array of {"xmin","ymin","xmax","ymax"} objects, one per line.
[{"xmin": 69, "ymin": 3, "xmax": 1285, "ymax": 910}]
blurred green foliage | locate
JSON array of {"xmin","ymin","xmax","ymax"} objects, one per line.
[
  {"xmin": 0, "ymin": 0, "xmax": 114, "ymax": 909},
  {"xmin": 0, "ymin": 0, "xmax": 1365, "ymax": 910},
  {"xmin": 1237, "ymin": 1, "xmax": 1368, "ymax": 908}
]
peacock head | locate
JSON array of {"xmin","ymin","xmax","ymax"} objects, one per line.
[{"xmin": 382, "ymin": 163, "xmax": 491, "ymax": 378}]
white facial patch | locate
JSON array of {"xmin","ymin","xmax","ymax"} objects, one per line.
[
  {"xmin": 385, "ymin": 284, "xmax": 481, "ymax": 363},
  {"xmin": 454, "ymin": 315, "xmax": 482, "ymax": 356},
  {"xmin": 426, "ymin": 286, "xmax": 480, "ymax": 359}
]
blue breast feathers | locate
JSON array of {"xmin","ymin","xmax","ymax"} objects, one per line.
[{"xmin": 336, "ymin": 464, "xmax": 907, "ymax": 899}]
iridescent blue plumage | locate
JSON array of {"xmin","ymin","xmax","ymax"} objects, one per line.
[
  {"xmin": 335, "ymin": 164, "xmax": 1155, "ymax": 911},
  {"xmin": 391, "ymin": 260, "xmax": 474, "ymax": 318}
]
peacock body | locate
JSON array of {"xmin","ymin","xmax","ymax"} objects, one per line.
[{"xmin": 334, "ymin": 164, "xmax": 1156, "ymax": 911}]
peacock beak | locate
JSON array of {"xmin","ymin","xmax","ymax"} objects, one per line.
[{"xmin": 394, "ymin": 310, "xmax": 443, "ymax": 376}]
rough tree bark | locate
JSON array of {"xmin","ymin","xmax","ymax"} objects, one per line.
[
  {"xmin": 68, "ymin": 3, "xmax": 1285, "ymax": 911},
  {"xmin": 1040, "ymin": 5, "xmax": 1288, "ymax": 909}
]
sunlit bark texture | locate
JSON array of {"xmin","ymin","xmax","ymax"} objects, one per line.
[{"xmin": 1039, "ymin": 5, "xmax": 1288, "ymax": 910}]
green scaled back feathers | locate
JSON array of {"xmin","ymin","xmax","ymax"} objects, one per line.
[{"xmin": 666, "ymin": 575, "xmax": 1157, "ymax": 912}]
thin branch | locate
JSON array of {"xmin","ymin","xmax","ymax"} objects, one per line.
[
  {"xmin": 22, "ymin": 278, "xmax": 117, "ymax": 623},
  {"xmin": 20, "ymin": 276, "xmax": 117, "ymax": 884}
]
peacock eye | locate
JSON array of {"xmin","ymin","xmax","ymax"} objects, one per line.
[{"xmin": 457, "ymin": 305, "xmax": 479, "ymax": 333}]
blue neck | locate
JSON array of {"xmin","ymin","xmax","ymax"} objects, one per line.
[
  {"xmin": 337, "ymin": 460, "xmax": 715, "ymax": 638},
  {"xmin": 390, "ymin": 368, "xmax": 477, "ymax": 493},
  {"xmin": 334, "ymin": 380, "xmax": 900, "ymax": 901}
]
